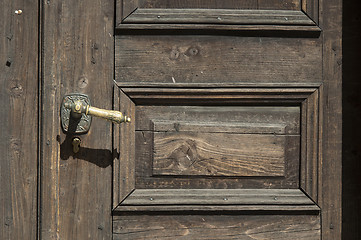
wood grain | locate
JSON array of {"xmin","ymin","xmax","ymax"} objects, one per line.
[
  {"xmin": 302, "ymin": 0, "xmax": 319, "ymax": 24},
  {"xmin": 153, "ymin": 132, "xmax": 286, "ymax": 177},
  {"xmin": 41, "ymin": 0, "xmax": 113, "ymax": 238},
  {"xmin": 113, "ymin": 214, "xmax": 320, "ymax": 239},
  {"xmin": 133, "ymin": 105, "xmax": 300, "ymax": 187},
  {"xmin": 300, "ymin": 90, "xmax": 319, "ymax": 202},
  {"xmin": 121, "ymin": 189, "xmax": 314, "ymax": 205},
  {"xmin": 123, "ymin": 9, "xmax": 313, "ymax": 25},
  {"xmin": 122, "ymin": 87, "xmax": 319, "ymax": 106},
  {"xmin": 135, "ymin": 131, "xmax": 300, "ymax": 189},
  {"xmin": 113, "ymin": 86, "xmax": 121, "ymax": 208},
  {"xmin": 113, "ymin": 88, "xmax": 136, "ymax": 209},
  {"xmin": 0, "ymin": 0, "xmax": 38, "ymax": 239},
  {"xmin": 121, "ymin": 0, "xmax": 138, "ymax": 20},
  {"xmin": 118, "ymin": 0, "xmax": 307, "ymax": 29},
  {"xmin": 136, "ymin": 105, "xmax": 301, "ymax": 134},
  {"xmin": 153, "ymin": 120, "xmax": 287, "ymax": 134},
  {"xmin": 116, "ymin": 36, "xmax": 322, "ymax": 86},
  {"xmin": 319, "ymin": 0, "xmax": 342, "ymax": 237},
  {"xmin": 113, "ymin": 103, "xmax": 302, "ymax": 207}
]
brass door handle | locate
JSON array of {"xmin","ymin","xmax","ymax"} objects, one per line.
[
  {"xmin": 64, "ymin": 101, "xmax": 131, "ymax": 124},
  {"xmin": 61, "ymin": 93, "xmax": 130, "ymax": 134}
]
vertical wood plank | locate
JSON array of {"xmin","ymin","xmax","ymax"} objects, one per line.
[
  {"xmin": 302, "ymin": 0, "xmax": 319, "ymax": 24},
  {"xmin": 0, "ymin": 0, "xmax": 38, "ymax": 239},
  {"xmin": 319, "ymin": 0, "xmax": 342, "ymax": 237},
  {"xmin": 113, "ymin": 86, "xmax": 121, "ymax": 207},
  {"xmin": 300, "ymin": 90, "xmax": 319, "ymax": 202},
  {"xmin": 41, "ymin": 0, "xmax": 114, "ymax": 239},
  {"xmin": 113, "ymin": 88, "xmax": 136, "ymax": 208}
]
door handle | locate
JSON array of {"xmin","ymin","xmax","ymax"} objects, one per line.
[{"xmin": 61, "ymin": 93, "xmax": 130, "ymax": 134}]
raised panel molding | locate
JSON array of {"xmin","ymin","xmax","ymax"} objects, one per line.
[
  {"xmin": 113, "ymin": 86, "xmax": 321, "ymax": 211},
  {"xmin": 116, "ymin": 0, "xmax": 320, "ymax": 31},
  {"xmin": 116, "ymin": 189, "xmax": 319, "ymax": 212},
  {"xmin": 113, "ymin": 88, "xmax": 136, "ymax": 209}
]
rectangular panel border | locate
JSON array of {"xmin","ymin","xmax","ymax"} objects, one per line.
[
  {"xmin": 113, "ymin": 86, "xmax": 321, "ymax": 212},
  {"xmin": 116, "ymin": 0, "xmax": 320, "ymax": 31},
  {"xmin": 115, "ymin": 189, "xmax": 319, "ymax": 212}
]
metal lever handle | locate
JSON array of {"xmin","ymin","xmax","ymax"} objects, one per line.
[
  {"xmin": 61, "ymin": 93, "xmax": 130, "ymax": 134},
  {"xmin": 64, "ymin": 101, "xmax": 131, "ymax": 124}
]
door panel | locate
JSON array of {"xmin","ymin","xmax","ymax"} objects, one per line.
[
  {"xmin": 113, "ymin": 82, "xmax": 321, "ymax": 238},
  {"xmin": 134, "ymin": 105, "xmax": 299, "ymax": 185},
  {"xmin": 113, "ymin": 0, "xmax": 326, "ymax": 238}
]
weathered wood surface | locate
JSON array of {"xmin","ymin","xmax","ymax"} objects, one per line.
[
  {"xmin": 41, "ymin": 0, "xmax": 113, "ymax": 239},
  {"xmin": 113, "ymin": 88, "xmax": 136, "ymax": 209},
  {"xmin": 153, "ymin": 121, "xmax": 287, "ymax": 134},
  {"xmin": 122, "ymin": 9, "xmax": 314, "ymax": 25},
  {"xmin": 116, "ymin": 36, "xmax": 322, "ymax": 86},
  {"xmin": 135, "ymin": 131, "xmax": 300, "ymax": 189},
  {"xmin": 120, "ymin": 0, "xmax": 138, "ymax": 21},
  {"xmin": 153, "ymin": 132, "xmax": 286, "ymax": 177},
  {"xmin": 0, "ymin": 0, "xmax": 38, "ymax": 239},
  {"xmin": 136, "ymin": 106, "xmax": 300, "ymax": 134},
  {"xmin": 300, "ymin": 90, "xmax": 319, "ymax": 202},
  {"xmin": 319, "ymin": 0, "xmax": 342, "ymax": 237},
  {"xmin": 112, "ymin": 0, "xmax": 340, "ymax": 239},
  {"xmin": 131, "ymin": 105, "xmax": 300, "ymax": 188},
  {"xmin": 152, "ymin": 121, "xmax": 286, "ymax": 176},
  {"xmin": 117, "ymin": 0, "xmax": 307, "ymax": 27},
  {"xmin": 113, "ymin": 214, "xmax": 320, "ymax": 239},
  {"xmin": 126, "ymin": 86, "xmax": 320, "ymax": 104},
  {"xmin": 302, "ymin": 0, "xmax": 319, "ymax": 24},
  {"xmin": 121, "ymin": 189, "xmax": 314, "ymax": 205},
  {"xmin": 122, "ymin": 87, "xmax": 319, "ymax": 106}
]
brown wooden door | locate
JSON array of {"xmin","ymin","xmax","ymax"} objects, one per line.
[{"xmin": 39, "ymin": 0, "xmax": 342, "ymax": 239}]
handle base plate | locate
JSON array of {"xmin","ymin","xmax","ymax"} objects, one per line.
[{"xmin": 61, "ymin": 93, "xmax": 92, "ymax": 134}]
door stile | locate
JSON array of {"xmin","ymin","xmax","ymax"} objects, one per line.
[
  {"xmin": 40, "ymin": 0, "xmax": 114, "ymax": 239},
  {"xmin": 319, "ymin": 0, "xmax": 342, "ymax": 238}
]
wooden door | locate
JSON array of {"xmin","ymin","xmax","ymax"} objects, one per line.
[{"xmin": 39, "ymin": 0, "xmax": 342, "ymax": 239}]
